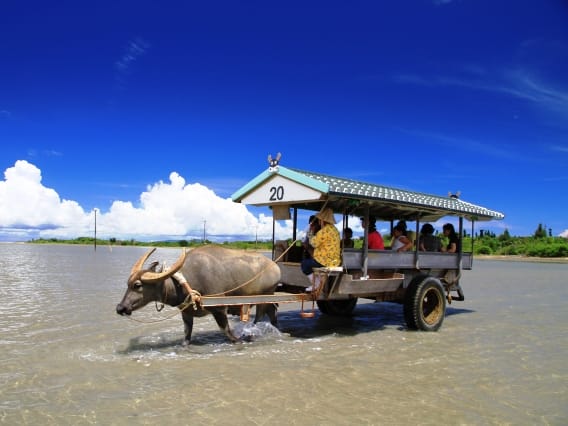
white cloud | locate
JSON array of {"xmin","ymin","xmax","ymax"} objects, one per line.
[
  {"xmin": 394, "ymin": 66, "xmax": 568, "ymax": 119},
  {"xmin": 560, "ymin": 229, "xmax": 568, "ymax": 239},
  {"xmin": 0, "ymin": 160, "xmax": 294, "ymax": 242},
  {"xmin": 115, "ymin": 38, "xmax": 149, "ymax": 74},
  {"xmin": 551, "ymin": 145, "xmax": 568, "ymax": 153},
  {"xmin": 114, "ymin": 37, "xmax": 150, "ymax": 90},
  {"xmin": 0, "ymin": 161, "xmax": 518, "ymax": 243},
  {"xmin": 0, "ymin": 160, "xmax": 87, "ymax": 234}
]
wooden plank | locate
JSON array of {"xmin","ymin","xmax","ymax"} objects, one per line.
[
  {"xmin": 343, "ymin": 250, "xmax": 472, "ymax": 270},
  {"xmin": 336, "ymin": 274, "xmax": 404, "ymax": 295},
  {"xmin": 200, "ymin": 292, "xmax": 309, "ymax": 307}
]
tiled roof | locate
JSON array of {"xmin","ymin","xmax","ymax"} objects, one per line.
[
  {"xmin": 288, "ymin": 168, "xmax": 505, "ymax": 221},
  {"xmin": 231, "ymin": 164, "xmax": 504, "ymax": 222}
]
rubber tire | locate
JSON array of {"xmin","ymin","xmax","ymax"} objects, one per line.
[
  {"xmin": 403, "ymin": 276, "xmax": 446, "ymax": 331},
  {"xmin": 317, "ymin": 298, "xmax": 358, "ymax": 316}
]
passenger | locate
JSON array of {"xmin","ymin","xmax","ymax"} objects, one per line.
[
  {"xmin": 342, "ymin": 227, "xmax": 354, "ymax": 249},
  {"xmin": 360, "ymin": 215, "xmax": 385, "ymax": 249},
  {"xmin": 441, "ymin": 223, "xmax": 460, "ymax": 253},
  {"xmin": 396, "ymin": 219, "xmax": 416, "ymax": 245},
  {"xmin": 418, "ymin": 223, "xmax": 441, "ymax": 252},
  {"xmin": 395, "ymin": 220, "xmax": 408, "ymax": 236},
  {"xmin": 390, "ymin": 223, "xmax": 413, "ymax": 252},
  {"xmin": 301, "ymin": 208, "xmax": 341, "ymax": 291},
  {"xmin": 302, "ymin": 215, "xmax": 320, "ymax": 259}
]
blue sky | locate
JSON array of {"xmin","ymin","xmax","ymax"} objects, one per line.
[{"xmin": 1, "ymin": 1, "xmax": 567, "ymax": 242}]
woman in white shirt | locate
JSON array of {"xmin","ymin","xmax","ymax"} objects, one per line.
[{"xmin": 391, "ymin": 223, "xmax": 413, "ymax": 252}]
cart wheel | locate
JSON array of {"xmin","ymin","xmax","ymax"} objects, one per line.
[
  {"xmin": 316, "ymin": 298, "xmax": 358, "ymax": 316},
  {"xmin": 403, "ymin": 276, "xmax": 446, "ymax": 331}
]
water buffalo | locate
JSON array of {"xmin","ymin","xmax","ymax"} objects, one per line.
[{"xmin": 116, "ymin": 245, "xmax": 281, "ymax": 344}]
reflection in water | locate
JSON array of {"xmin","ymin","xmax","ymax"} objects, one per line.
[{"xmin": 0, "ymin": 244, "xmax": 566, "ymax": 424}]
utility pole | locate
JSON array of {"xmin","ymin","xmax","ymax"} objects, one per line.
[
  {"xmin": 94, "ymin": 208, "xmax": 97, "ymax": 251},
  {"xmin": 203, "ymin": 220, "xmax": 206, "ymax": 243}
]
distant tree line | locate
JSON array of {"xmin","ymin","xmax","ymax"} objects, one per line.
[
  {"xmin": 466, "ymin": 223, "xmax": 568, "ymax": 258},
  {"xmin": 28, "ymin": 223, "xmax": 568, "ymax": 258},
  {"xmin": 28, "ymin": 237, "xmax": 274, "ymax": 251}
]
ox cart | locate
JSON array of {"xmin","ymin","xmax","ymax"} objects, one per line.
[
  {"xmin": 224, "ymin": 155, "xmax": 504, "ymax": 331},
  {"xmin": 117, "ymin": 156, "xmax": 505, "ymax": 342}
]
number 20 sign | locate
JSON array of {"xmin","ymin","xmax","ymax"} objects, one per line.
[{"xmin": 240, "ymin": 175, "xmax": 324, "ymax": 205}]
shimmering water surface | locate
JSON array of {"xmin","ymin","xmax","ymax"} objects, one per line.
[{"xmin": 0, "ymin": 244, "xmax": 566, "ymax": 425}]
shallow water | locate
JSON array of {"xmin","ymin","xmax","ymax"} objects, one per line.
[{"xmin": 0, "ymin": 244, "xmax": 566, "ymax": 425}]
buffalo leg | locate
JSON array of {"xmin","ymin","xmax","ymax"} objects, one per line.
[
  {"xmin": 267, "ymin": 303, "xmax": 278, "ymax": 326},
  {"xmin": 254, "ymin": 303, "xmax": 278, "ymax": 327},
  {"xmin": 181, "ymin": 312, "xmax": 195, "ymax": 345},
  {"xmin": 210, "ymin": 308, "xmax": 238, "ymax": 343}
]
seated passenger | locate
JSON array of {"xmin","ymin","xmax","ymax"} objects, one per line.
[
  {"xmin": 418, "ymin": 223, "xmax": 441, "ymax": 252},
  {"xmin": 360, "ymin": 215, "xmax": 384, "ymax": 249},
  {"xmin": 390, "ymin": 223, "xmax": 413, "ymax": 252},
  {"xmin": 441, "ymin": 223, "xmax": 460, "ymax": 253},
  {"xmin": 396, "ymin": 219, "xmax": 415, "ymax": 246},
  {"xmin": 395, "ymin": 220, "xmax": 408, "ymax": 235},
  {"xmin": 302, "ymin": 215, "xmax": 320, "ymax": 259},
  {"xmin": 342, "ymin": 227, "xmax": 354, "ymax": 249},
  {"xmin": 301, "ymin": 208, "xmax": 341, "ymax": 291}
]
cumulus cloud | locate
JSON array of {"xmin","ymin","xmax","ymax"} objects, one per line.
[
  {"xmin": 0, "ymin": 161, "xmax": 512, "ymax": 243},
  {"xmin": 0, "ymin": 161, "xmax": 87, "ymax": 240},
  {"xmin": 0, "ymin": 160, "xmax": 294, "ymax": 242}
]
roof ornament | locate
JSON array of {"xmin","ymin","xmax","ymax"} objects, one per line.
[
  {"xmin": 267, "ymin": 152, "xmax": 281, "ymax": 172},
  {"xmin": 448, "ymin": 191, "xmax": 461, "ymax": 199}
]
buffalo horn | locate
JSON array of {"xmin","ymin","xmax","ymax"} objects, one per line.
[
  {"xmin": 130, "ymin": 248, "xmax": 157, "ymax": 276},
  {"xmin": 140, "ymin": 248, "xmax": 188, "ymax": 283}
]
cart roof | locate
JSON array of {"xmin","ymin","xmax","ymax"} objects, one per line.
[{"xmin": 231, "ymin": 162, "xmax": 505, "ymax": 222}]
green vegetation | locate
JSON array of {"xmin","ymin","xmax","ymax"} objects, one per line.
[
  {"xmin": 463, "ymin": 235, "xmax": 568, "ymax": 257},
  {"xmin": 463, "ymin": 236, "xmax": 568, "ymax": 258},
  {"xmin": 28, "ymin": 223, "xmax": 568, "ymax": 258},
  {"xmin": 461, "ymin": 223, "xmax": 568, "ymax": 258},
  {"xmin": 28, "ymin": 237, "xmax": 274, "ymax": 251}
]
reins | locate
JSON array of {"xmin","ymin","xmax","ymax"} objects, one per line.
[{"xmin": 127, "ymin": 283, "xmax": 201, "ymax": 324}]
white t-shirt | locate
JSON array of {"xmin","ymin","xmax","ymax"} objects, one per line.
[{"xmin": 391, "ymin": 236, "xmax": 406, "ymax": 251}]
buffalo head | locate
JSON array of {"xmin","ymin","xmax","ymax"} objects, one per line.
[{"xmin": 116, "ymin": 248, "xmax": 187, "ymax": 316}]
